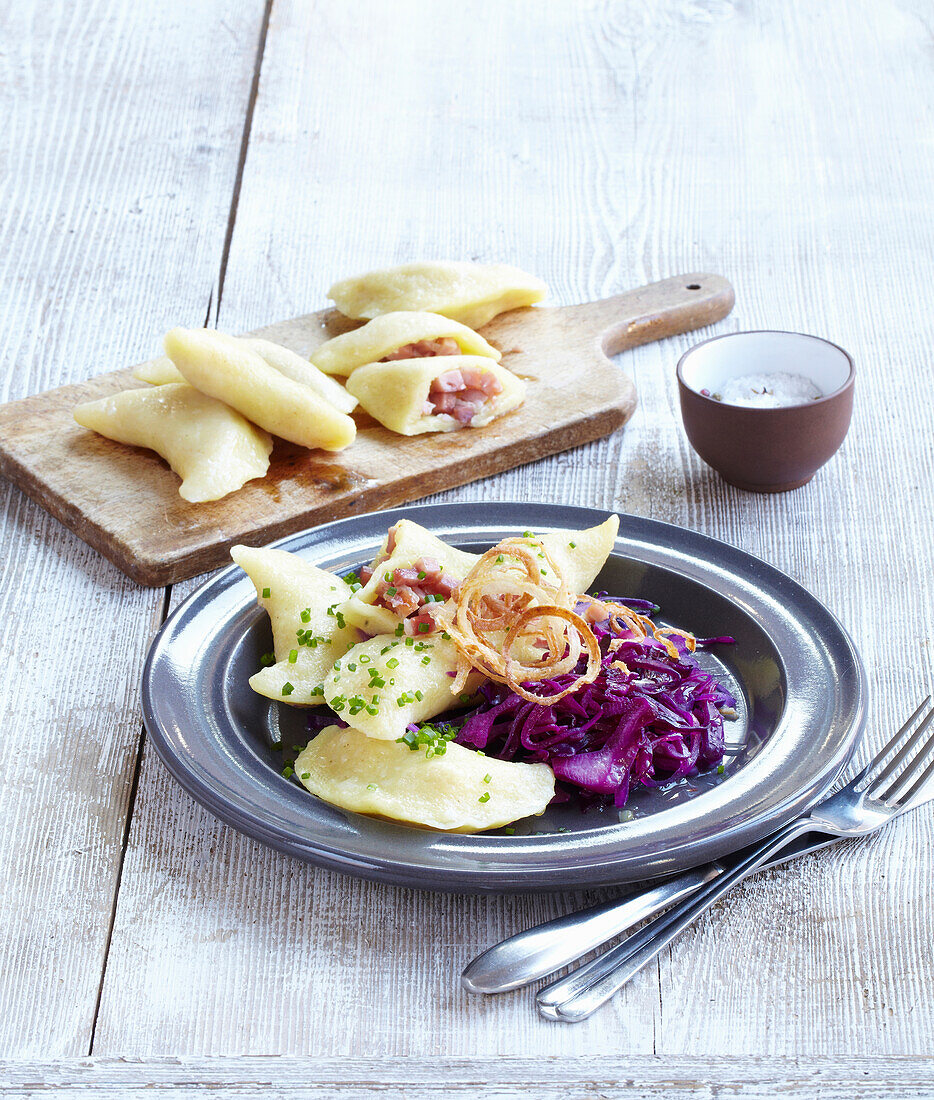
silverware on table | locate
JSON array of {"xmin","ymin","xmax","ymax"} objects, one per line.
[
  {"xmin": 533, "ymin": 696, "xmax": 934, "ymax": 1022},
  {"xmin": 461, "ymin": 830, "xmax": 851, "ymax": 996}
]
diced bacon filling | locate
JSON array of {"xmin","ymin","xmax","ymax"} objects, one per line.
[
  {"xmin": 371, "ymin": 555, "xmax": 460, "ymax": 631},
  {"xmin": 424, "ymin": 366, "xmax": 503, "ymax": 425},
  {"xmin": 381, "ymin": 337, "xmax": 462, "ymax": 361}
]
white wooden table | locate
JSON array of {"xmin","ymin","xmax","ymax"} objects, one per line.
[{"xmin": 2, "ymin": 1, "xmax": 933, "ymax": 1095}]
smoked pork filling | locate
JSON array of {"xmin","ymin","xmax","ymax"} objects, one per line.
[{"xmin": 345, "ymin": 356, "xmax": 524, "ymax": 436}]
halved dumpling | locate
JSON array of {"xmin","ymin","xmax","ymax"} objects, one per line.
[
  {"xmin": 346, "ymin": 356, "xmax": 524, "ymax": 436},
  {"xmin": 322, "ymin": 632, "xmax": 482, "ymax": 742},
  {"xmin": 73, "ymin": 383, "xmax": 272, "ymax": 502},
  {"xmin": 164, "ymin": 328, "xmax": 356, "ymax": 451},
  {"xmin": 342, "ymin": 519, "xmax": 479, "ymax": 635},
  {"xmin": 295, "ymin": 724, "xmax": 555, "ymax": 832},
  {"xmin": 231, "ymin": 545, "xmax": 358, "ymax": 705},
  {"xmin": 136, "ymin": 339, "xmax": 357, "ymax": 414},
  {"xmin": 309, "ymin": 311, "xmax": 501, "ymax": 377},
  {"xmin": 535, "ymin": 515, "xmax": 620, "ymax": 595},
  {"xmin": 328, "ymin": 262, "xmax": 547, "ymax": 330}
]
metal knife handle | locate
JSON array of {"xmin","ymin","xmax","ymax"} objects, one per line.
[{"xmin": 462, "ymin": 830, "xmax": 839, "ymax": 995}]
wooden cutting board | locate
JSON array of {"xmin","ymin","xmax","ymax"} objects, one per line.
[{"xmin": 0, "ymin": 273, "xmax": 733, "ymax": 585}]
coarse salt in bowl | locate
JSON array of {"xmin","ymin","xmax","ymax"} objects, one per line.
[{"xmin": 676, "ymin": 331, "xmax": 855, "ymax": 492}]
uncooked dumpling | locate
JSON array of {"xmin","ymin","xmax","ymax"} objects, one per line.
[
  {"xmin": 133, "ymin": 356, "xmax": 184, "ymax": 385},
  {"xmin": 164, "ymin": 327, "xmax": 356, "ymax": 451},
  {"xmin": 295, "ymin": 724, "xmax": 555, "ymax": 832},
  {"xmin": 328, "ymin": 262, "xmax": 547, "ymax": 330},
  {"xmin": 346, "ymin": 356, "xmax": 524, "ymax": 436},
  {"xmin": 310, "ymin": 311, "xmax": 501, "ymax": 376},
  {"xmin": 322, "ymin": 632, "xmax": 482, "ymax": 742},
  {"xmin": 231, "ymin": 545, "xmax": 358, "ymax": 704},
  {"xmin": 73, "ymin": 383, "xmax": 273, "ymax": 502},
  {"xmin": 341, "ymin": 518, "xmax": 479, "ymax": 635},
  {"xmin": 243, "ymin": 338, "xmax": 358, "ymax": 414},
  {"xmin": 137, "ymin": 339, "xmax": 357, "ymax": 414}
]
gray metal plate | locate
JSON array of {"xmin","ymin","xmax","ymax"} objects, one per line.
[{"xmin": 141, "ymin": 503, "xmax": 865, "ymax": 892}]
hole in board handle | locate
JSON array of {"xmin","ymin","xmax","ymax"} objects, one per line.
[{"xmin": 686, "ymin": 283, "xmax": 701, "ymax": 290}]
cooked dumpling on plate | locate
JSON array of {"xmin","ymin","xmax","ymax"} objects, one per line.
[
  {"xmin": 231, "ymin": 545, "xmax": 358, "ymax": 705},
  {"xmin": 164, "ymin": 327, "xmax": 356, "ymax": 451},
  {"xmin": 295, "ymin": 724, "xmax": 555, "ymax": 833},
  {"xmin": 136, "ymin": 339, "xmax": 357, "ymax": 414},
  {"xmin": 328, "ymin": 261, "xmax": 547, "ymax": 330},
  {"xmin": 309, "ymin": 311, "xmax": 501, "ymax": 377},
  {"xmin": 73, "ymin": 383, "xmax": 273, "ymax": 502},
  {"xmin": 346, "ymin": 356, "xmax": 524, "ymax": 436},
  {"xmin": 322, "ymin": 632, "xmax": 482, "ymax": 742},
  {"xmin": 535, "ymin": 515, "xmax": 620, "ymax": 595},
  {"xmin": 341, "ymin": 518, "xmax": 479, "ymax": 635}
]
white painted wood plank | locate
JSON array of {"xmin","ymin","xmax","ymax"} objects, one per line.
[
  {"xmin": 0, "ymin": 0, "xmax": 268, "ymax": 1058},
  {"xmin": 94, "ymin": 0, "xmax": 934, "ymax": 1061},
  {"xmin": 2, "ymin": 1055, "xmax": 934, "ymax": 1099}
]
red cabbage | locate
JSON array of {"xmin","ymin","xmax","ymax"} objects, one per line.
[{"xmin": 454, "ymin": 607, "xmax": 735, "ymax": 808}]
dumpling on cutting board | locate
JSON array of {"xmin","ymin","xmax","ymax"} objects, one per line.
[
  {"xmin": 73, "ymin": 383, "xmax": 273, "ymax": 503},
  {"xmin": 341, "ymin": 518, "xmax": 479, "ymax": 636},
  {"xmin": 231, "ymin": 545, "xmax": 358, "ymax": 705},
  {"xmin": 134, "ymin": 339, "xmax": 357, "ymax": 414},
  {"xmin": 328, "ymin": 261, "xmax": 547, "ymax": 330},
  {"xmin": 163, "ymin": 327, "xmax": 356, "ymax": 451},
  {"xmin": 309, "ymin": 311, "xmax": 501, "ymax": 376},
  {"xmin": 321, "ymin": 632, "xmax": 483, "ymax": 743},
  {"xmin": 346, "ymin": 356, "xmax": 524, "ymax": 436},
  {"xmin": 295, "ymin": 724, "xmax": 555, "ymax": 833}
]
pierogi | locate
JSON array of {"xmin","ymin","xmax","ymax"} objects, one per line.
[
  {"xmin": 73, "ymin": 383, "xmax": 273, "ymax": 502},
  {"xmin": 328, "ymin": 261, "xmax": 547, "ymax": 330},
  {"xmin": 231, "ymin": 545, "xmax": 358, "ymax": 704},
  {"xmin": 341, "ymin": 518, "xmax": 480, "ymax": 635},
  {"xmin": 136, "ymin": 339, "xmax": 357, "ymax": 414},
  {"xmin": 309, "ymin": 311, "xmax": 501, "ymax": 376},
  {"xmin": 346, "ymin": 356, "xmax": 525, "ymax": 435},
  {"xmin": 164, "ymin": 327, "xmax": 356, "ymax": 451},
  {"xmin": 322, "ymin": 632, "xmax": 483, "ymax": 742},
  {"xmin": 536, "ymin": 515, "xmax": 620, "ymax": 595},
  {"xmin": 295, "ymin": 725, "xmax": 555, "ymax": 833}
]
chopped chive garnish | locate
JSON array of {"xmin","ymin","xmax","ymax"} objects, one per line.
[
  {"xmin": 386, "ymin": 657, "xmax": 399, "ymax": 669},
  {"xmin": 262, "ymin": 587, "xmax": 271, "ymax": 598},
  {"xmin": 417, "ymin": 570, "xmax": 426, "ymax": 580},
  {"xmin": 260, "ymin": 652, "xmax": 276, "ymax": 667},
  {"xmin": 483, "ymin": 774, "xmax": 491, "ymax": 784},
  {"xmin": 281, "ymin": 682, "xmax": 294, "ymax": 696},
  {"xmin": 386, "ymin": 586, "xmax": 397, "ymax": 597},
  {"xmin": 282, "ymin": 766, "xmax": 293, "ymax": 778},
  {"xmin": 300, "ymin": 608, "xmax": 311, "ymax": 623},
  {"xmin": 478, "ymin": 792, "xmax": 490, "ymax": 803},
  {"xmin": 569, "ymin": 541, "xmax": 576, "ymax": 548},
  {"xmin": 503, "ymin": 827, "xmax": 515, "ymax": 835},
  {"xmin": 300, "ymin": 772, "xmax": 310, "ymax": 780},
  {"xmin": 418, "ymin": 623, "xmax": 430, "ymax": 633},
  {"xmin": 394, "ymin": 624, "xmax": 405, "ymax": 636},
  {"xmin": 366, "ymin": 783, "xmax": 377, "ymax": 791},
  {"xmin": 288, "ymin": 649, "xmax": 298, "ymax": 664},
  {"xmin": 414, "ymin": 690, "xmax": 423, "ymax": 700},
  {"xmin": 717, "ymin": 764, "xmax": 725, "ymax": 774},
  {"xmin": 421, "ymin": 656, "xmax": 430, "ymax": 665}
]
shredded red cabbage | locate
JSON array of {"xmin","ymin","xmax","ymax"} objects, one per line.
[{"xmin": 453, "ymin": 603, "xmax": 736, "ymax": 808}]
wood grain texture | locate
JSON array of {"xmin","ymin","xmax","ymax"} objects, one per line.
[
  {"xmin": 0, "ymin": 274, "xmax": 732, "ymax": 585},
  {"xmin": 0, "ymin": 0, "xmax": 268, "ymax": 1059},
  {"xmin": 2, "ymin": 0, "xmax": 933, "ymax": 1079},
  {"xmin": 3, "ymin": 1055, "xmax": 934, "ymax": 1098}
]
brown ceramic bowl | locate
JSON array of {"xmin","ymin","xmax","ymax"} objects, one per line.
[{"xmin": 677, "ymin": 331, "xmax": 855, "ymax": 492}]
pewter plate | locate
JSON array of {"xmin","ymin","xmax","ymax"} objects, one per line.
[{"xmin": 141, "ymin": 502, "xmax": 865, "ymax": 893}]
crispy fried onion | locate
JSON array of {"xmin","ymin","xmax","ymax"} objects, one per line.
[
  {"xmin": 437, "ymin": 538, "xmax": 698, "ymax": 706},
  {"xmin": 437, "ymin": 537, "xmax": 601, "ymax": 705}
]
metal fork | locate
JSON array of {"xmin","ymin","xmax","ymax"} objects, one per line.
[{"xmin": 536, "ymin": 696, "xmax": 934, "ymax": 1022}]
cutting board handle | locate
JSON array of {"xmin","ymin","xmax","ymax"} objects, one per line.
[{"xmin": 563, "ymin": 273, "xmax": 735, "ymax": 356}]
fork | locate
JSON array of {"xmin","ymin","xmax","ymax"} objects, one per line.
[{"xmin": 536, "ymin": 696, "xmax": 934, "ymax": 1022}]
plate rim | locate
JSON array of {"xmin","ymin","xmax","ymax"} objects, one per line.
[{"xmin": 142, "ymin": 501, "xmax": 866, "ymax": 893}]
